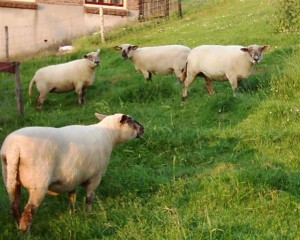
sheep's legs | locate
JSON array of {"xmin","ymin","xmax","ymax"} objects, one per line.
[
  {"xmin": 142, "ymin": 71, "xmax": 152, "ymax": 81},
  {"xmin": 35, "ymin": 93, "xmax": 47, "ymax": 111},
  {"xmin": 204, "ymin": 76, "xmax": 214, "ymax": 95},
  {"xmin": 9, "ymin": 183, "xmax": 21, "ymax": 224},
  {"xmin": 76, "ymin": 87, "xmax": 86, "ymax": 105},
  {"xmin": 19, "ymin": 203, "xmax": 37, "ymax": 233},
  {"xmin": 69, "ymin": 190, "xmax": 76, "ymax": 211},
  {"xmin": 19, "ymin": 189, "xmax": 46, "ymax": 233},
  {"xmin": 85, "ymin": 175, "xmax": 102, "ymax": 210},
  {"xmin": 182, "ymin": 72, "xmax": 197, "ymax": 101},
  {"xmin": 174, "ymin": 68, "xmax": 184, "ymax": 82},
  {"xmin": 228, "ymin": 76, "xmax": 238, "ymax": 97}
]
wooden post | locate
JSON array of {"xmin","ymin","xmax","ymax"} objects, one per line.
[
  {"xmin": 14, "ymin": 62, "xmax": 24, "ymax": 115},
  {"xmin": 165, "ymin": 0, "xmax": 170, "ymax": 17},
  {"xmin": 0, "ymin": 62, "xmax": 23, "ymax": 116},
  {"xmin": 5, "ymin": 26, "xmax": 9, "ymax": 61},
  {"xmin": 139, "ymin": 0, "xmax": 145, "ymax": 21},
  {"xmin": 99, "ymin": 7, "xmax": 106, "ymax": 44},
  {"xmin": 178, "ymin": 0, "xmax": 182, "ymax": 18}
]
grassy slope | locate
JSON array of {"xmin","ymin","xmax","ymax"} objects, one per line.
[{"xmin": 0, "ymin": 0, "xmax": 299, "ymax": 239}]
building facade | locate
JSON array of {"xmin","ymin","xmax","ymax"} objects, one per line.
[{"xmin": 0, "ymin": 0, "xmax": 140, "ymax": 60}]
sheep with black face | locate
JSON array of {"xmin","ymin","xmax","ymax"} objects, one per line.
[
  {"xmin": 181, "ymin": 44, "xmax": 269, "ymax": 100},
  {"xmin": 114, "ymin": 44, "xmax": 190, "ymax": 81},
  {"xmin": 29, "ymin": 49, "xmax": 100, "ymax": 110},
  {"xmin": 1, "ymin": 113, "xmax": 144, "ymax": 233}
]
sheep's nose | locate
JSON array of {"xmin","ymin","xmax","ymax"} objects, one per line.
[
  {"xmin": 136, "ymin": 125, "xmax": 144, "ymax": 138},
  {"xmin": 122, "ymin": 52, "xmax": 128, "ymax": 60},
  {"xmin": 253, "ymin": 55, "xmax": 260, "ymax": 62}
]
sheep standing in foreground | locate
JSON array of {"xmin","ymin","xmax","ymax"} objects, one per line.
[
  {"xmin": 181, "ymin": 44, "xmax": 269, "ymax": 100},
  {"xmin": 29, "ymin": 49, "xmax": 100, "ymax": 111},
  {"xmin": 114, "ymin": 44, "xmax": 191, "ymax": 81},
  {"xmin": 1, "ymin": 113, "xmax": 144, "ymax": 233}
]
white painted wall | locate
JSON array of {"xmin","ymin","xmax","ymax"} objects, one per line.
[{"xmin": 0, "ymin": 3, "xmax": 138, "ymax": 60}]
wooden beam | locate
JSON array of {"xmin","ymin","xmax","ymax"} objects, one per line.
[{"xmin": 0, "ymin": 62, "xmax": 17, "ymax": 73}]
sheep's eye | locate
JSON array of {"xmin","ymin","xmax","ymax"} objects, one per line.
[
  {"xmin": 120, "ymin": 115, "xmax": 132, "ymax": 124},
  {"xmin": 127, "ymin": 117, "xmax": 133, "ymax": 124}
]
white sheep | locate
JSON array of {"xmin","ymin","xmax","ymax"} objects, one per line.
[
  {"xmin": 29, "ymin": 49, "xmax": 100, "ymax": 111},
  {"xmin": 181, "ymin": 44, "xmax": 269, "ymax": 100},
  {"xmin": 58, "ymin": 45, "xmax": 74, "ymax": 52},
  {"xmin": 1, "ymin": 113, "xmax": 144, "ymax": 233},
  {"xmin": 114, "ymin": 44, "xmax": 191, "ymax": 81}
]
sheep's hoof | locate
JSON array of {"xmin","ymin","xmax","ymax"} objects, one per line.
[
  {"xmin": 181, "ymin": 96, "xmax": 187, "ymax": 101},
  {"xmin": 19, "ymin": 222, "xmax": 30, "ymax": 233}
]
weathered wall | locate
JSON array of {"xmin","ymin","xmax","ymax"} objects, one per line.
[{"xmin": 0, "ymin": 1, "xmax": 139, "ymax": 60}]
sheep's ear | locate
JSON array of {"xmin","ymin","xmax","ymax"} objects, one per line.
[
  {"xmin": 114, "ymin": 46, "xmax": 122, "ymax": 51},
  {"xmin": 95, "ymin": 113, "xmax": 107, "ymax": 121},
  {"xmin": 261, "ymin": 45, "xmax": 270, "ymax": 51},
  {"xmin": 96, "ymin": 49, "xmax": 101, "ymax": 54},
  {"xmin": 132, "ymin": 45, "xmax": 139, "ymax": 50},
  {"xmin": 240, "ymin": 47, "xmax": 249, "ymax": 52},
  {"xmin": 120, "ymin": 114, "xmax": 129, "ymax": 124},
  {"xmin": 83, "ymin": 54, "xmax": 88, "ymax": 58}
]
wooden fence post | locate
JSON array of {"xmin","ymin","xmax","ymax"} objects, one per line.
[
  {"xmin": 178, "ymin": 0, "xmax": 182, "ymax": 18},
  {"xmin": 99, "ymin": 7, "xmax": 106, "ymax": 44},
  {"xmin": 165, "ymin": 0, "xmax": 170, "ymax": 17},
  {"xmin": 5, "ymin": 26, "xmax": 9, "ymax": 61},
  {"xmin": 0, "ymin": 62, "xmax": 23, "ymax": 116},
  {"xmin": 139, "ymin": 0, "xmax": 145, "ymax": 21},
  {"xmin": 14, "ymin": 62, "xmax": 24, "ymax": 115}
]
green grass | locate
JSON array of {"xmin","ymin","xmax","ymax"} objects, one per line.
[{"xmin": 0, "ymin": 0, "xmax": 300, "ymax": 239}]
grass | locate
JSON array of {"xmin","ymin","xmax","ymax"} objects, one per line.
[{"xmin": 0, "ymin": 0, "xmax": 300, "ymax": 239}]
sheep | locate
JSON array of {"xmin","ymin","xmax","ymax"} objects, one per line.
[
  {"xmin": 0, "ymin": 113, "xmax": 144, "ymax": 233},
  {"xmin": 181, "ymin": 44, "xmax": 269, "ymax": 100},
  {"xmin": 58, "ymin": 45, "xmax": 74, "ymax": 53},
  {"xmin": 28, "ymin": 49, "xmax": 100, "ymax": 111},
  {"xmin": 114, "ymin": 44, "xmax": 191, "ymax": 81}
]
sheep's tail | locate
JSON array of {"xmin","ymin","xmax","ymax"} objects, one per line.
[
  {"xmin": 1, "ymin": 144, "xmax": 20, "ymax": 193},
  {"xmin": 1, "ymin": 153, "xmax": 8, "ymax": 188},
  {"xmin": 28, "ymin": 76, "xmax": 36, "ymax": 96},
  {"xmin": 180, "ymin": 62, "xmax": 188, "ymax": 82}
]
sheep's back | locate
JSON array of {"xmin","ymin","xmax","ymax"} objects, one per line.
[
  {"xmin": 188, "ymin": 45, "xmax": 251, "ymax": 79},
  {"xmin": 134, "ymin": 45, "xmax": 190, "ymax": 73},
  {"xmin": 3, "ymin": 126, "xmax": 109, "ymax": 192},
  {"xmin": 34, "ymin": 59, "xmax": 94, "ymax": 92}
]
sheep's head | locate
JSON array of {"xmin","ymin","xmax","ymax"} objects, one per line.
[
  {"xmin": 84, "ymin": 49, "xmax": 100, "ymax": 68},
  {"xmin": 95, "ymin": 113, "xmax": 144, "ymax": 142},
  {"xmin": 114, "ymin": 44, "xmax": 138, "ymax": 60},
  {"xmin": 240, "ymin": 45, "xmax": 269, "ymax": 64}
]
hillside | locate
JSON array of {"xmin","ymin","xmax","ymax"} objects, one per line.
[{"xmin": 0, "ymin": 0, "xmax": 299, "ymax": 239}]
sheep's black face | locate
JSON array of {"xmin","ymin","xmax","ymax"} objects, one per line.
[
  {"xmin": 115, "ymin": 44, "xmax": 138, "ymax": 60},
  {"xmin": 120, "ymin": 115, "xmax": 144, "ymax": 138},
  {"xmin": 122, "ymin": 50, "xmax": 128, "ymax": 60}
]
